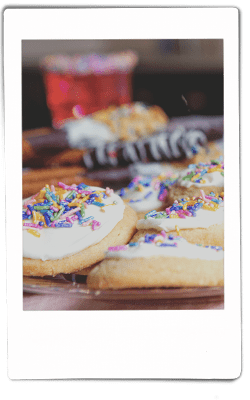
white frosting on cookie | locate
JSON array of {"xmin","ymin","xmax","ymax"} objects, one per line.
[
  {"xmin": 121, "ymin": 186, "xmax": 163, "ymax": 212},
  {"xmin": 177, "ymin": 169, "xmax": 224, "ymax": 189},
  {"xmin": 136, "ymin": 203, "xmax": 224, "ymax": 232},
  {"xmin": 23, "ymin": 187, "xmax": 125, "ymax": 261},
  {"xmin": 106, "ymin": 237, "xmax": 224, "ymax": 261},
  {"xmin": 117, "ymin": 174, "xmax": 177, "ymax": 213}
]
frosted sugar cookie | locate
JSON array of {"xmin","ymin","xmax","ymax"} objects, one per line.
[
  {"xmin": 168, "ymin": 159, "xmax": 224, "ymax": 205},
  {"xmin": 23, "ymin": 182, "xmax": 137, "ymax": 276},
  {"xmin": 87, "ymin": 232, "xmax": 224, "ymax": 290},
  {"xmin": 134, "ymin": 190, "xmax": 224, "ymax": 249},
  {"xmin": 117, "ymin": 173, "xmax": 178, "ymax": 219}
]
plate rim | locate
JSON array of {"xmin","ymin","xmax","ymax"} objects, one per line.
[{"xmin": 23, "ymin": 275, "xmax": 224, "ymax": 301}]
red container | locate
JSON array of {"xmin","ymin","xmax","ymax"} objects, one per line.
[
  {"xmin": 42, "ymin": 52, "xmax": 137, "ymax": 128},
  {"xmin": 94, "ymin": 72, "xmax": 132, "ymax": 110}
]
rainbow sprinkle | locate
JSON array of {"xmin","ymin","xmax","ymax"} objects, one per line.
[
  {"xmin": 22, "ymin": 183, "xmax": 115, "ymax": 237},
  {"xmin": 182, "ymin": 159, "xmax": 224, "ymax": 184},
  {"xmin": 144, "ymin": 190, "xmax": 224, "ymax": 220},
  {"xmin": 196, "ymin": 244, "xmax": 223, "ymax": 251},
  {"xmin": 119, "ymin": 173, "xmax": 178, "ymax": 203},
  {"xmin": 108, "ymin": 245, "xmax": 129, "ymax": 252},
  {"xmin": 107, "ymin": 232, "xmax": 224, "ymax": 253}
]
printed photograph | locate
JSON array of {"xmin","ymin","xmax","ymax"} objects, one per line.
[
  {"xmin": 22, "ymin": 39, "xmax": 224, "ymax": 310},
  {"xmin": 5, "ymin": 7, "xmax": 241, "ymax": 382}
]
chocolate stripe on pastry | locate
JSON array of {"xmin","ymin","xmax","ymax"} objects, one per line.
[{"xmin": 82, "ymin": 128, "xmax": 208, "ymax": 169}]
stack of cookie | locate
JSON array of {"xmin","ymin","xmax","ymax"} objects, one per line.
[
  {"xmin": 86, "ymin": 159, "xmax": 224, "ymax": 290},
  {"xmin": 87, "ymin": 233, "xmax": 224, "ymax": 290},
  {"xmin": 22, "ymin": 158, "xmax": 224, "ymax": 291}
]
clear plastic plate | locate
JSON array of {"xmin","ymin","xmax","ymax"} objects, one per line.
[{"xmin": 23, "ymin": 275, "xmax": 224, "ymax": 301}]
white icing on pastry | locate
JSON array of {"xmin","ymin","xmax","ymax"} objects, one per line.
[
  {"xmin": 136, "ymin": 200, "xmax": 224, "ymax": 232},
  {"xmin": 137, "ymin": 207, "xmax": 224, "ymax": 232},
  {"xmin": 177, "ymin": 161, "xmax": 224, "ymax": 189},
  {"xmin": 117, "ymin": 174, "xmax": 177, "ymax": 213},
  {"xmin": 106, "ymin": 236, "xmax": 223, "ymax": 261},
  {"xmin": 23, "ymin": 187, "xmax": 125, "ymax": 261},
  {"xmin": 178, "ymin": 170, "xmax": 224, "ymax": 188}
]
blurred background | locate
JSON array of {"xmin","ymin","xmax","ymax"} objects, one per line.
[
  {"xmin": 22, "ymin": 39, "xmax": 224, "ymax": 197},
  {"xmin": 22, "ymin": 39, "xmax": 223, "ymax": 131}
]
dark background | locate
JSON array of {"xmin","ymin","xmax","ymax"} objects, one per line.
[{"xmin": 22, "ymin": 39, "xmax": 223, "ymax": 131}]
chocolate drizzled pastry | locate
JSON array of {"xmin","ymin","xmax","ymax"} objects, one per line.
[
  {"xmin": 23, "ymin": 115, "xmax": 223, "ymax": 168},
  {"xmin": 82, "ymin": 127, "xmax": 208, "ymax": 169}
]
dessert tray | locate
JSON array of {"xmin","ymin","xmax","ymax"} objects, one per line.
[{"xmin": 23, "ymin": 275, "xmax": 224, "ymax": 301}]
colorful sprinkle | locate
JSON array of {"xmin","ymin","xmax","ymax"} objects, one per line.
[
  {"xmin": 175, "ymin": 225, "xmax": 181, "ymax": 236},
  {"xmin": 23, "ymin": 223, "xmax": 43, "ymax": 230},
  {"xmin": 91, "ymin": 220, "xmax": 101, "ymax": 230},
  {"xmin": 23, "ymin": 182, "xmax": 117, "ymax": 237},
  {"xmin": 57, "ymin": 222, "xmax": 73, "ymax": 228},
  {"xmin": 81, "ymin": 216, "xmax": 94, "ymax": 226},
  {"xmin": 108, "ymin": 232, "xmax": 184, "ymax": 252},
  {"xmin": 92, "ymin": 201, "xmax": 105, "ymax": 207},
  {"xmin": 145, "ymin": 189, "xmax": 223, "ymax": 222},
  {"xmin": 118, "ymin": 173, "xmax": 178, "ymax": 205},
  {"xmin": 108, "ymin": 245, "xmax": 128, "ymax": 251},
  {"xmin": 105, "ymin": 187, "xmax": 114, "ymax": 196},
  {"xmin": 160, "ymin": 242, "xmax": 177, "ymax": 247},
  {"xmin": 182, "ymin": 160, "xmax": 224, "ymax": 184},
  {"xmin": 144, "ymin": 191, "xmax": 153, "ymax": 199},
  {"xmin": 27, "ymin": 228, "xmax": 41, "ymax": 237}
]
